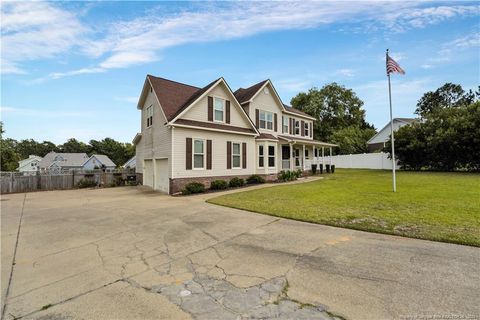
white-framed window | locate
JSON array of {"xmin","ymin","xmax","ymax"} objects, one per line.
[
  {"xmin": 258, "ymin": 145, "xmax": 264, "ymax": 168},
  {"xmin": 146, "ymin": 105, "xmax": 153, "ymax": 127},
  {"xmin": 259, "ymin": 110, "xmax": 273, "ymax": 130},
  {"xmin": 295, "ymin": 120, "xmax": 300, "ymax": 135},
  {"xmin": 232, "ymin": 143, "xmax": 241, "ymax": 169},
  {"xmin": 214, "ymin": 97, "xmax": 224, "ymax": 122},
  {"xmin": 304, "ymin": 122, "xmax": 309, "ymax": 136},
  {"xmin": 268, "ymin": 145, "xmax": 275, "ymax": 167},
  {"xmin": 282, "ymin": 116, "xmax": 289, "ymax": 133},
  {"xmin": 305, "ymin": 149, "xmax": 309, "ymax": 159},
  {"xmin": 193, "ymin": 139, "xmax": 205, "ymax": 169}
]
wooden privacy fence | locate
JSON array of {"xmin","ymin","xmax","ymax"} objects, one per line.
[{"xmin": 0, "ymin": 170, "xmax": 136, "ymax": 194}]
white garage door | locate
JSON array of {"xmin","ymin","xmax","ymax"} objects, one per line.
[
  {"xmin": 143, "ymin": 159, "xmax": 154, "ymax": 188},
  {"xmin": 155, "ymin": 159, "xmax": 169, "ymax": 193}
]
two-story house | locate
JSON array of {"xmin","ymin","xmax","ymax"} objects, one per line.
[{"xmin": 134, "ymin": 75, "xmax": 336, "ymax": 194}]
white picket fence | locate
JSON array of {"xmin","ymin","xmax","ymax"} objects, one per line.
[{"xmin": 319, "ymin": 152, "xmax": 399, "ymax": 170}]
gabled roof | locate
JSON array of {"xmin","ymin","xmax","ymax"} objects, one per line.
[
  {"xmin": 39, "ymin": 152, "xmax": 89, "ymax": 169},
  {"xmin": 233, "ymin": 80, "xmax": 269, "ymax": 104},
  {"xmin": 367, "ymin": 118, "xmax": 417, "ymax": 144},
  {"xmin": 282, "ymin": 104, "xmax": 314, "ymax": 119},
  {"xmin": 89, "ymin": 155, "xmax": 116, "ymax": 167},
  {"xmin": 143, "ymin": 75, "xmax": 200, "ymax": 121}
]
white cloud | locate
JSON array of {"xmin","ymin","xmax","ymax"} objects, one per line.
[
  {"xmin": 114, "ymin": 96, "xmax": 139, "ymax": 104},
  {"xmin": 276, "ymin": 79, "xmax": 312, "ymax": 93},
  {"xmin": 421, "ymin": 64, "xmax": 433, "ymax": 69},
  {"xmin": 2, "ymin": 1, "xmax": 478, "ymax": 77},
  {"xmin": 336, "ymin": 68, "xmax": 355, "ymax": 78},
  {"xmin": 1, "ymin": 1, "xmax": 88, "ymax": 74}
]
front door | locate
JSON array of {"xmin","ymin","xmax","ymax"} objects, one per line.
[
  {"xmin": 281, "ymin": 145, "xmax": 290, "ymax": 169},
  {"xmin": 294, "ymin": 149, "xmax": 301, "ymax": 167}
]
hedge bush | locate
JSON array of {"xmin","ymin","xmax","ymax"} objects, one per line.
[
  {"xmin": 182, "ymin": 182, "xmax": 205, "ymax": 195},
  {"xmin": 278, "ymin": 170, "xmax": 297, "ymax": 182},
  {"xmin": 229, "ymin": 177, "xmax": 245, "ymax": 188},
  {"xmin": 210, "ymin": 179, "xmax": 228, "ymax": 190},
  {"xmin": 77, "ymin": 179, "xmax": 97, "ymax": 188},
  {"xmin": 246, "ymin": 174, "xmax": 265, "ymax": 184}
]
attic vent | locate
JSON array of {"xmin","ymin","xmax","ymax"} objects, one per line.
[{"xmin": 264, "ymin": 87, "xmax": 269, "ymax": 95}]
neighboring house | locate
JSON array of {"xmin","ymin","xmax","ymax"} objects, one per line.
[
  {"xmin": 135, "ymin": 75, "xmax": 336, "ymax": 194},
  {"xmin": 367, "ymin": 118, "xmax": 417, "ymax": 152},
  {"xmin": 82, "ymin": 154, "xmax": 116, "ymax": 171},
  {"xmin": 38, "ymin": 152, "xmax": 116, "ymax": 173},
  {"xmin": 17, "ymin": 155, "xmax": 42, "ymax": 175},
  {"xmin": 123, "ymin": 156, "xmax": 136, "ymax": 169}
]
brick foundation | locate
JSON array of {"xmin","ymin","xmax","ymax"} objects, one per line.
[{"xmin": 169, "ymin": 174, "xmax": 277, "ymax": 195}]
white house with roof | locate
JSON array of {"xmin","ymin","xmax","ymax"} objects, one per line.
[
  {"xmin": 367, "ymin": 118, "xmax": 417, "ymax": 152},
  {"xmin": 38, "ymin": 152, "xmax": 116, "ymax": 173},
  {"xmin": 17, "ymin": 155, "xmax": 42, "ymax": 175},
  {"xmin": 134, "ymin": 75, "xmax": 336, "ymax": 194},
  {"xmin": 83, "ymin": 155, "xmax": 116, "ymax": 170},
  {"xmin": 123, "ymin": 156, "xmax": 136, "ymax": 169}
]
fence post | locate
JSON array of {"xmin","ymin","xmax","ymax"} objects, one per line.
[
  {"xmin": 72, "ymin": 170, "xmax": 75, "ymax": 188},
  {"xmin": 36, "ymin": 170, "xmax": 41, "ymax": 190},
  {"xmin": 10, "ymin": 173, "xmax": 14, "ymax": 192}
]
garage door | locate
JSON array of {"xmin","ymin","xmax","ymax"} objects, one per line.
[
  {"xmin": 155, "ymin": 159, "xmax": 169, "ymax": 193},
  {"xmin": 143, "ymin": 159, "xmax": 153, "ymax": 188}
]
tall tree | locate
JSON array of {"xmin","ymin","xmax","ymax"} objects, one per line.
[
  {"xmin": 59, "ymin": 138, "xmax": 89, "ymax": 153},
  {"xmin": 291, "ymin": 83, "xmax": 375, "ymax": 154},
  {"xmin": 415, "ymin": 83, "xmax": 477, "ymax": 117},
  {"xmin": 89, "ymin": 138, "xmax": 134, "ymax": 167},
  {"xmin": 0, "ymin": 122, "xmax": 21, "ymax": 171},
  {"xmin": 16, "ymin": 139, "xmax": 58, "ymax": 158}
]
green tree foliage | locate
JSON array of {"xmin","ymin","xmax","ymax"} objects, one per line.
[
  {"xmin": 0, "ymin": 122, "xmax": 21, "ymax": 171},
  {"xmin": 387, "ymin": 84, "xmax": 479, "ymax": 171},
  {"xmin": 16, "ymin": 139, "xmax": 58, "ymax": 158},
  {"xmin": 291, "ymin": 83, "xmax": 375, "ymax": 154},
  {"xmin": 59, "ymin": 138, "xmax": 89, "ymax": 153},
  {"xmin": 89, "ymin": 138, "xmax": 135, "ymax": 167}
]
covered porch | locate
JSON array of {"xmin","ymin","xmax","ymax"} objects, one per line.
[{"xmin": 278, "ymin": 136, "xmax": 337, "ymax": 172}]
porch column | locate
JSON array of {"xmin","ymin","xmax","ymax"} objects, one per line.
[
  {"xmin": 329, "ymin": 147, "xmax": 332, "ymax": 166},
  {"xmin": 322, "ymin": 147, "xmax": 325, "ymax": 167},
  {"xmin": 289, "ymin": 143, "xmax": 294, "ymax": 171},
  {"xmin": 302, "ymin": 144, "xmax": 306, "ymax": 171},
  {"xmin": 264, "ymin": 141, "xmax": 268, "ymax": 175}
]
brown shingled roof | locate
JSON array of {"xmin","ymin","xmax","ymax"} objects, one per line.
[
  {"xmin": 174, "ymin": 119, "xmax": 256, "ymax": 134},
  {"xmin": 147, "ymin": 75, "xmax": 200, "ymax": 121},
  {"xmin": 283, "ymin": 104, "xmax": 312, "ymax": 118},
  {"xmin": 233, "ymin": 80, "xmax": 269, "ymax": 104}
]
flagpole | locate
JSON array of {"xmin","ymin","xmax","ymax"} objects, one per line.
[{"xmin": 386, "ymin": 49, "xmax": 397, "ymax": 192}]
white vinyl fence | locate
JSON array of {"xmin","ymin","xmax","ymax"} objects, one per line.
[{"xmin": 319, "ymin": 152, "xmax": 399, "ymax": 170}]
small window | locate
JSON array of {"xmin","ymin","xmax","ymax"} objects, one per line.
[
  {"xmin": 214, "ymin": 97, "xmax": 224, "ymax": 122},
  {"xmin": 295, "ymin": 120, "xmax": 300, "ymax": 135},
  {"xmin": 193, "ymin": 139, "xmax": 204, "ymax": 169},
  {"xmin": 304, "ymin": 122, "xmax": 309, "ymax": 136},
  {"xmin": 268, "ymin": 145, "xmax": 275, "ymax": 167},
  {"xmin": 258, "ymin": 145, "xmax": 264, "ymax": 168},
  {"xmin": 259, "ymin": 110, "xmax": 273, "ymax": 130},
  {"xmin": 282, "ymin": 116, "xmax": 289, "ymax": 134},
  {"xmin": 146, "ymin": 105, "xmax": 153, "ymax": 127},
  {"xmin": 232, "ymin": 143, "xmax": 241, "ymax": 168}
]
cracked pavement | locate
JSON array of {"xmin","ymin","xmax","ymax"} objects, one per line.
[{"xmin": 1, "ymin": 187, "xmax": 479, "ymax": 319}]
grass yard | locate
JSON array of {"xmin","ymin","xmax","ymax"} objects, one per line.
[{"xmin": 208, "ymin": 169, "xmax": 480, "ymax": 246}]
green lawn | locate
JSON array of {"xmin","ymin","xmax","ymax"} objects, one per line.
[{"xmin": 208, "ymin": 169, "xmax": 480, "ymax": 246}]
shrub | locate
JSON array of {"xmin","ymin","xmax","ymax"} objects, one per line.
[
  {"xmin": 331, "ymin": 165, "xmax": 336, "ymax": 173},
  {"xmin": 246, "ymin": 174, "xmax": 265, "ymax": 184},
  {"xmin": 294, "ymin": 169, "xmax": 303, "ymax": 178},
  {"xmin": 210, "ymin": 179, "xmax": 228, "ymax": 190},
  {"xmin": 229, "ymin": 177, "xmax": 245, "ymax": 188},
  {"xmin": 77, "ymin": 178, "xmax": 97, "ymax": 188},
  {"xmin": 183, "ymin": 182, "xmax": 205, "ymax": 195},
  {"xmin": 278, "ymin": 170, "xmax": 297, "ymax": 182}
]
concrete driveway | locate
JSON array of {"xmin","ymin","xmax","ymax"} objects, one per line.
[{"xmin": 1, "ymin": 187, "xmax": 479, "ymax": 320}]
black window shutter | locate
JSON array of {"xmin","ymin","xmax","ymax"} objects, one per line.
[
  {"xmin": 255, "ymin": 109, "xmax": 259, "ymax": 128},
  {"xmin": 186, "ymin": 138, "xmax": 192, "ymax": 170},
  {"xmin": 226, "ymin": 100, "xmax": 230, "ymax": 123},
  {"xmin": 208, "ymin": 96, "xmax": 213, "ymax": 121},
  {"xmin": 207, "ymin": 140, "xmax": 212, "ymax": 170},
  {"xmin": 242, "ymin": 143, "xmax": 247, "ymax": 169},
  {"xmin": 227, "ymin": 141, "xmax": 232, "ymax": 169},
  {"xmin": 274, "ymin": 113, "xmax": 277, "ymax": 132},
  {"xmin": 301, "ymin": 120, "xmax": 305, "ymax": 136}
]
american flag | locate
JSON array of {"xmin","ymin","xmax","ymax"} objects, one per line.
[{"xmin": 386, "ymin": 54, "xmax": 405, "ymax": 75}]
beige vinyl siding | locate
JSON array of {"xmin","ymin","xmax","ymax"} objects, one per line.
[
  {"xmin": 248, "ymin": 83, "xmax": 282, "ymax": 135},
  {"xmin": 136, "ymin": 86, "xmax": 172, "ymax": 174},
  {"xmin": 181, "ymin": 82, "xmax": 252, "ymax": 128},
  {"xmin": 172, "ymin": 127, "xmax": 255, "ymax": 178}
]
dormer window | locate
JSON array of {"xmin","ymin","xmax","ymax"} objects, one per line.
[
  {"xmin": 214, "ymin": 97, "xmax": 225, "ymax": 122},
  {"xmin": 295, "ymin": 120, "xmax": 300, "ymax": 135},
  {"xmin": 259, "ymin": 110, "xmax": 273, "ymax": 130}
]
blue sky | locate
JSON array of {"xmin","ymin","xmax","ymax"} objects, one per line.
[{"xmin": 1, "ymin": 1, "xmax": 479, "ymax": 144}]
